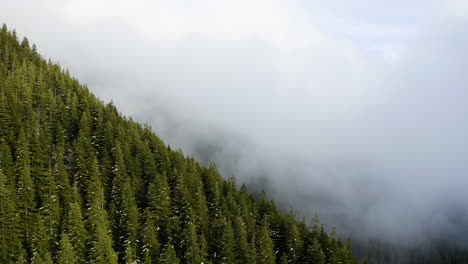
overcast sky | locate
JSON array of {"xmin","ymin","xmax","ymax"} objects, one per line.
[{"xmin": 2, "ymin": 0, "xmax": 468, "ymax": 244}]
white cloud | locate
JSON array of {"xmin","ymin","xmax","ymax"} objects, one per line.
[{"xmin": 1, "ymin": 0, "xmax": 468, "ymax": 243}]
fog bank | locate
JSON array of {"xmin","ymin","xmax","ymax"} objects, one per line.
[{"xmin": 2, "ymin": 0, "xmax": 468, "ymax": 244}]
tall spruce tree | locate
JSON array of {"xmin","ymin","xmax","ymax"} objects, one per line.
[
  {"xmin": 140, "ymin": 209, "xmax": 161, "ymax": 264},
  {"xmin": 15, "ymin": 128, "xmax": 35, "ymax": 255},
  {"xmin": 160, "ymin": 242, "xmax": 180, "ymax": 264},
  {"xmin": 109, "ymin": 142, "xmax": 139, "ymax": 263},
  {"xmin": 255, "ymin": 223, "xmax": 276, "ymax": 264},
  {"xmin": 0, "ymin": 166, "xmax": 21, "ymax": 262},
  {"xmin": 234, "ymin": 216, "xmax": 251, "ymax": 264},
  {"xmin": 85, "ymin": 158, "xmax": 118, "ymax": 264},
  {"xmin": 57, "ymin": 233, "xmax": 76, "ymax": 264},
  {"xmin": 64, "ymin": 199, "xmax": 86, "ymax": 261}
]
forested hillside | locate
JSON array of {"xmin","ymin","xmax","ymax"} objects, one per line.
[{"xmin": 0, "ymin": 25, "xmax": 361, "ymax": 263}]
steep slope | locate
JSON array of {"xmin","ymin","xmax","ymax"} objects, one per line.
[{"xmin": 0, "ymin": 25, "xmax": 360, "ymax": 264}]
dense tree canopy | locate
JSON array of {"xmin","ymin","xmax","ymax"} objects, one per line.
[{"xmin": 0, "ymin": 25, "xmax": 363, "ymax": 263}]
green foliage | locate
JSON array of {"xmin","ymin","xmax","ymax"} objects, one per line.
[
  {"xmin": 256, "ymin": 223, "xmax": 276, "ymax": 264},
  {"xmin": 0, "ymin": 164, "xmax": 21, "ymax": 262},
  {"xmin": 85, "ymin": 159, "xmax": 118, "ymax": 264},
  {"xmin": 140, "ymin": 209, "xmax": 161, "ymax": 264},
  {"xmin": 63, "ymin": 201, "xmax": 86, "ymax": 261},
  {"xmin": 306, "ymin": 238, "xmax": 325, "ymax": 264},
  {"xmin": 234, "ymin": 216, "xmax": 250, "ymax": 263},
  {"xmin": 57, "ymin": 234, "xmax": 76, "ymax": 264},
  {"xmin": 160, "ymin": 242, "xmax": 180, "ymax": 264},
  {"xmin": 0, "ymin": 25, "xmax": 360, "ymax": 264}
]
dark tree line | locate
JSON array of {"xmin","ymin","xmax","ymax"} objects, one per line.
[
  {"xmin": 354, "ymin": 238, "xmax": 468, "ymax": 264},
  {"xmin": 0, "ymin": 24, "xmax": 361, "ymax": 263}
]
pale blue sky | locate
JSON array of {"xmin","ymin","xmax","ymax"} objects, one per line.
[{"xmin": 300, "ymin": 0, "xmax": 440, "ymax": 58}]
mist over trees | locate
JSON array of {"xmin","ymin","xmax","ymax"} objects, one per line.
[{"xmin": 0, "ymin": 25, "xmax": 361, "ymax": 264}]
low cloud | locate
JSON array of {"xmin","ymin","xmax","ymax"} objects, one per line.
[{"xmin": 2, "ymin": 0, "xmax": 468, "ymax": 245}]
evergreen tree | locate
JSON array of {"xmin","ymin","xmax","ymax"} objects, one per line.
[
  {"xmin": 199, "ymin": 232, "xmax": 211, "ymax": 264},
  {"xmin": 85, "ymin": 158, "xmax": 118, "ymax": 264},
  {"xmin": 249, "ymin": 234, "xmax": 258, "ymax": 264},
  {"xmin": 0, "ymin": 140, "xmax": 14, "ymax": 184},
  {"xmin": 57, "ymin": 233, "xmax": 76, "ymax": 264},
  {"xmin": 0, "ymin": 166, "xmax": 21, "ymax": 262},
  {"xmin": 39, "ymin": 168, "xmax": 61, "ymax": 256},
  {"xmin": 64, "ymin": 200, "xmax": 86, "ymax": 261},
  {"xmin": 147, "ymin": 172, "xmax": 172, "ymax": 244},
  {"xmin": 326, "ymin": 227, "xmax": 339, "ymax": 264},
  {"xmin": 340, "ymin": 240, "xmax": 354, "ymax": 264},
  {"xmin": 182, "ymin": 221, "xmax": 203, "ymax": 263},
  {"xmin": 15, "ymin": 250, "xmax": 28, "ymax": 264},
  {"xmin": 306, "ymin": 238, "xmax": 325, "ymax": 264},
  {"xmin": 54, "ymin": 145, "xmax": 72, "ymax": 212},
  {"xmin": 255, "ymin": 223, "xmax": 276, "ymax": 264},
  {"xmin": 15, "ymin": 128, "xmax": 35, "ymax": 254},
  {"xmin": 109, "ymin": 142, "xmax": 139, "ymax": 263},
  {"xmin": 234, "ymin": 216, "xmax": 250, "ymax": 264},
  {"xmin": 140, "ymin": 209, "xmax": 161, "ymax": 264},
  {"xmin": 160, "ymin": 242, "xmax": 180, "ymax": 264},
  {"xmin": 30, "ymin": 215, "xmax": 53, "ymax": 264},
  {"xmin": 210, "ymin": 215, "xmax": 236, "ymax": 263},
  {"xmin": 284, "ymin": 215, "xmax": 303, "ymax": 264}
]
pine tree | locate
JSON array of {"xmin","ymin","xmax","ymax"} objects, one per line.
[
  {"xmin": 199, "ymin": 232, "xmax": 211, "ymax": 264},
  {"xmin": 0, "ymin": 91, "xmax": 14, "ymax": 142},
  {"xmin": 39, "ymin": 168, "xmax": 61, "ymax": 257},
  {"xmin": 326, "ymin": 227, "xmax": 339, "ymax": 264},
  {"xmin": 284, "ymin": 215, "xmax": 303, "ymax": 264},
  {"xmin": 15, "ymin": 244, "xmax": 28, "ymax": 264},
  {"xmin": 64, "ymin": 199, "xmax": 86, "ymax": 261},
  {"xmin": 140, "ymin": 209, "xmax": 161, "ymax": 264},
  {"xmin": 73, "ymin": 111, "xmax": 93, "ymax": 200},
  {"xmin": 172, "ymin": 173, "xmax": 192, "ymax": 228},
  {"xmin": 147, "ymin": 172, "xmax": 172, "ymax": 244},
  {"xmin": 15, "ymin": 128, "xmax": 35, "ymax": 254},
  {"xmin": 0, "ymin": 165, "xmax": 21, "ymax": 262},
  {"xmin": 29, "ymin": 121, "xmax": 50, "ymax": 211},
  {"xmin": 85, "ymin": 158, "xmax": 118, "ymax": 264},
  {"xmin": 0, "ymin": 140, "xmax": 14, "ymax": 184},
  {"xmin": 306, "ymin": 238, "xmax": 325, "ymax": 264},
  {"xmin": 54, "ymin": 145, "xmax": 72, "ymax": 212},
  {"xmin": 256, "ymin": 223, "xmax": 276, "ymax": 264},
  {"xmin": 193, "ymin": 184, "xmax": 210, "ymax": 235},
  {"xmin": 341, "ymin": 239, "xmax": 354, "ymax": 264},
  {"xmin": 136, "ymin": 142, "xmax": 157, "ymax": 208},
  {"xmin": 182, "ymin": 221, "xmax": 203, "ymax": 263},
  {"xmin": 160, "ymin": 242, "xmax": 180, "ymax": 264},
  {"xmin": 248, "ymin": 234, "xmax": 258, "ymax": 264},
  {"xmin": 234, "ymin": 216, "xmax": 250, "ymax": 264},
  {"xmin": 30, "ymin": 215, "xmax": 53, "ymax": 264},
  {"xmin": 210, "ymin": 215, "xmax": 236, "ymax": 263},
  {"xmin": 57, "ymin": 233, "xmax": 76, "ymax": 264},
  {"xmin": 109, "ymin": 141, "xmax": 139, "ymax": 263}
]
